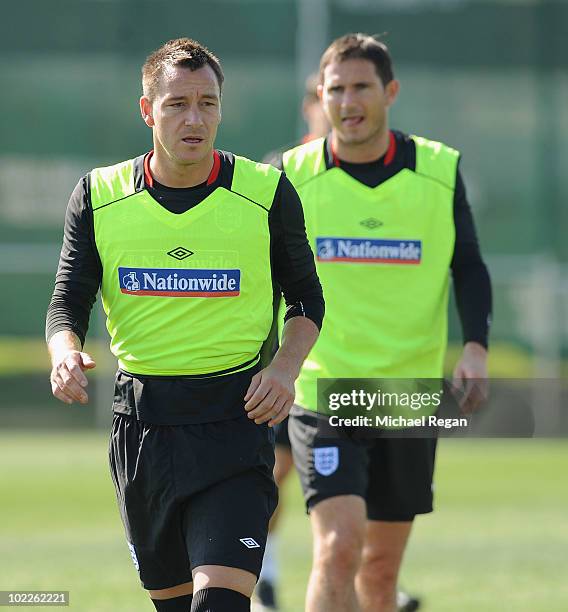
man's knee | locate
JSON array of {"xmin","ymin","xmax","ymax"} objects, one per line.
[
  {"xmin": 359, "ymin": 551, "xmax": 400, "ymax": 590},
  {"xmin": 150, "ymin": 581, "xmax": 193, "ymax": 611},
  {"xmin": 358, "ymin": 520, "xmax": 413, "ymax": 590},
  {"xmin": 311, "ymin": 497, "xmax": 366, "ymax": 580},
  {"xmin": 315, "ymin": 528, "xmax": 363, "ymax": 577},
  {"xmin": 149, "ymin": 571, "xmax": 254, "ymax": 612},
  {"xmin": 192, "ymin": 565, "xmax": 256, "ymax": 598}
]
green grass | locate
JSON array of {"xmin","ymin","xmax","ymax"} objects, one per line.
[
  {"xmin": 0, "ymin": 338, "xmax": 113, "ymax": 376},
  {"xmin": 0, "ymin": 336, "xmax": 546, "ymax": 377},
  {"xmin": 0, "ymin": 434, "xmax": 567, "ymax": 611}
]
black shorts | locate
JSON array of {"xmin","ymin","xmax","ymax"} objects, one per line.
[
  {"xmin": 289, "ymin": 411, "xmax": 437, "ymax": 521},
  {"xmin": 109, "ymin": 413, "xmax": 278, "ymax": 590},
  {"xmin": 274, "ymin": 416, "xmax": 291, "ymax": 449}
]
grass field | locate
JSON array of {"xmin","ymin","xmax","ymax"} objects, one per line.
[{"xmin": 1, "ymin": 433, "xmax": 567, "ymax": 611}]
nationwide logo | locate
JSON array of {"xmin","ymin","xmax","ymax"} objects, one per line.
[
  {"xmin": 119, "ymin": 267, "xmax": 240, "ymax": 297},
  {"xmin": 316, "ymin": 237, "xmax": 421, "ymax": 264}
]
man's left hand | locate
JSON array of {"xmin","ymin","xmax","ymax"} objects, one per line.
[{"xmin": 452, "ymin": 341, "xmax": 489, "ymax": 414}]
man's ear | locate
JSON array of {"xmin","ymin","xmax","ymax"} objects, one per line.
[
  {"xmin": 385, "ymin": 79, "xmax": 400, "ymax": 108},
  {"xmin": 140, "ymin": 96, "xmax": 155, "ymax": 127}
]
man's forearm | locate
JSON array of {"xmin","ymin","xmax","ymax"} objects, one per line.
[
  {"xmin": 453, "ymin": 261, "xmax": 492, "ymax": 349},
  {"xmin": 272, "ymin": 316, "xmax": 319, "ymax": 380},
  {"xmin": 48, "ymin": 330, "xmax": 82, "ymax": 365}
]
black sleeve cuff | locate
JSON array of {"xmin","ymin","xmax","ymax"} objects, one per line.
[{"xmin": 283, "ymin": 295, "xmax": 325, "ymax": 331}]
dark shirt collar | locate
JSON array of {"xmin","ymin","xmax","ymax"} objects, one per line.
[
  {"xmin": 133, "ymin": 150, "xmax": 222, "ymax": 191},
  {"xmin": 324, "ymin": 129, "xmax": 397, "ymax": 170}
]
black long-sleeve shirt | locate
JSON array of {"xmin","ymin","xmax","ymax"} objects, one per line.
[
  {"xmin": 46, "ymin": 150, "xmax": 324, "ymax": 424},
  {"xmin": 267, "ymin": 130, "xmax": 492, "ymax": 348}
]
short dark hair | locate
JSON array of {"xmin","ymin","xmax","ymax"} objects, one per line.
[
  {"xmin": 142, "ymin": 38, "xmax": 224, "ymax": 100},
  {"xmin": 319, "ymin": 33, "xmax": 394, "ymax": 87}
]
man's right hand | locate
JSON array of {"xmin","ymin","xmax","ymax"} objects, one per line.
[{"xmin": 50, "ymin": 350, "xmax": 96, "ymax": 405}]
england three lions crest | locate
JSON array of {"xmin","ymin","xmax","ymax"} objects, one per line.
[{"xmin": 314, "ymin": 446, "xmax": 339, "ymax": 476}]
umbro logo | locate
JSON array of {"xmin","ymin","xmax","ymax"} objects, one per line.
[
  {"xmin": 167, "ymin": 246, "xmax": 194, "ymax": 260},
  {"xmin": 240, "ymin": 538, "xmax": 260, "ymax": 549},
  {"xmin": 360, "ymin": 218, "xmax": 383, "ymax": 230}
]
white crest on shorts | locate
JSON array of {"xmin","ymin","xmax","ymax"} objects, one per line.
[
  {"xmin": 127, "ymin": 542, "xmax": 140, "ymax": 572},
  {"xmin": 314, "ymin": 446, "xmax": 339, "ymax": 476},
  {"xmin": 240, "ymin": 538, "xmax": 260, "ymax": 549}
]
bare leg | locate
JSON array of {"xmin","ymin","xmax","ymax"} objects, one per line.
[
  {"xmin": 306, "ymin": 495, "xmax": 366, "ymax": 612},
  {"xmin": 268, "ymin": 445, "xmax": 294, "ymax": 531},
  {"xmin": 149, "ymin": 581, "xmax": 193, "ymax": 600},
  {"xmin": 355, "ymin": 521, "xmax": 413, "ymax": 612}
]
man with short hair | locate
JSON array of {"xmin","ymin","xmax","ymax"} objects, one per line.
[
  {"xmin": 46, "ymin": 38, "xmax": 323, "ymax": 612},
  {"xmin": 259, "ymin": 68, "xmax": 421, "ymax": 612},
  {"xmin": 274, "ymin": 33, "xmax": 491, "ymax": 611}
]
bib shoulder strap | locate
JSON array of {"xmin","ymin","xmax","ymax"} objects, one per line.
[
  {"xmin": 90, "ymin": 159, "xmax": 136, "ymax": 210},
  {"xmin": 282, "ymin": 137, "xmax": 327, "ymax": 188},
  {"xmin": 411, "ymin": 135, "xmax": 459, "ymax": 190},
  {"xmin": 231, "ymin": 155, "xmax": 282, "ymax": 211}
]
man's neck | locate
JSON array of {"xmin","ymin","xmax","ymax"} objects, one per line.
[
  {"xmin": 149, "ymin": 149, "xmax": 215, "ymax": 188},
  {"xmin": 331, "ymin": 127, "xmax": 390, "ymax": 164}
]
